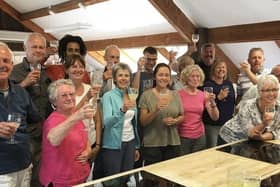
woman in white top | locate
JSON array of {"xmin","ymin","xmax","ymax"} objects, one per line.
[{"xmin": 64, "ymin": 54, "xmax": 102, "ymax": 160}]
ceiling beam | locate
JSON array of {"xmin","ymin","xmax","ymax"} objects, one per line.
[
  {"xmin": 208, "ymin": 21, "xmax": 280, "ymax": 44},
  {"xmin": 275, "ymin": 40, "xmax": 280, "ymax": 48},
  {"xmin": 149, "ymin": 0, "xmax": 195, "ymax": 43},
  {"xmin": 88, "ymin": 51, "xmax": 106, "ymax": 65},
  {"xmin": 20, "ymin": 0, "xmax": 108, "ymax": 20},
  {"xmin": 85, "ymin": 32, "xmax": 187, "ymax": 51},
  {"xmin": 0, "ymin": 1, "xmax": 56, "ymax": 41},
  {"xmin": 157, "ymin": 47, "xmax": 170, "ymax": 61}
]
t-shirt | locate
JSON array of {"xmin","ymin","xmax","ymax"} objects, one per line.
[
  {"xmin": 139, "ymin": 89, "xmax": 183, "ymax": 147},
  {"xmin": 39, "ymin": 112, "xmax": 90, "ymax": 186},
  {"xmin": 178, "ymin": 89, "xmax": 206, "ymax": 139}
]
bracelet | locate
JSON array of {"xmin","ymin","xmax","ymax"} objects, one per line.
[{"xmin": 95, "ymin": 144, "xmax": 101, "ymax": 147}]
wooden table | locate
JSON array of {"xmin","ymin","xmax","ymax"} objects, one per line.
[{"xmin": 75, "ymin": 140, "xmax": 280, "ymax": 187}]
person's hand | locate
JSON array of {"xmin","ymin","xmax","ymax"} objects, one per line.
[
  {"xmin": 187, "ymin": 43, "xmax": 197, "ymax": 54},
  {"xmin": 134, "ymin": 150, "xmax": 140, "ymax": 162},
  {"xmin": 76, "ymin": 144, "xmax": 92, "ymax": 164},
  {"xmin": 137, "ymin": 57, "xmax": 146, "ymax": 72},
  {"xmin": 103, "ymin": 69, "xmax": 112, "ymax": 81},
  {"xmin": 21, "ymin": 71, "xmax": 40, "ymax": 87},
  {"xmin": 217, "ymin": 88, "xmax": 229, "ymax": 101},
  {"xmin": 89, "ymin": 86, "xmax": 101, "ymax": 99},
  {"xmin": 263, "ymin": 111, "xmax": 274, "ymax": 126},
  {"xmin": 90, "ymin": 145, "xmax": 100, "ymax": 160},
  {"xmin": 239, "ymin": 61, "xmax": 251, "ymax": 73},
  {"xmin": 75, "ymin": 103, "xmax": 95, "ymax": 121},
  {"xmin": 205, "ymin": 92, "xmax": 216, "ymax": 102},
  {"xmin": 122, "ymin": 100, "xmax": 136, "ymax": 112},
  {"xmin": 162, "ymin": 117, "xmax": 177, "ymax": 126},
  {"xmin": 0, "ymin": 122, "xmax": 17, "ymax": 139}
]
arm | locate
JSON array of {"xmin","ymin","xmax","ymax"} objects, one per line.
[
  {"xmin": 140, "ymin": 107, "xmax": 160, "ymax": 126},
  {"xmin": 205, "ymin": 93, "xmax": 219, "ymax": 121},
  {"xmin": 47, "ymin": 104, "xmax": 93, "ymax": 146},
  {"xmin": 91, "ymin": 104, "xmax": 102, "ymax": 160}
]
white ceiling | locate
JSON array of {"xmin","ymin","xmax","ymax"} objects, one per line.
[{"xmin": 3, "ymin": 0, "xmax": 280, "ymax": 72}]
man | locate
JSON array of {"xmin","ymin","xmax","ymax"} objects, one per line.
[
  {"xmin": 237, "ymin": 47, "xmax": 267, "ymax": 99},
  {"xmin": 100, "ymin": 44, "xmax": 120, "ymax": 96},
  {"xmin": 57, "ymin": 34, "xmax": 92, "ymax": 83},
  {"xmin": 194, "ymin": 43, "xmax": 216, "ymax": 82},
  {"xmin": 238, "ymin": 64, "xmax": 280, "ymax": 108},
  {"xmin": 131, "ymin": 46, "xmax": 158, "ymax": 92},
  {"xmin": 10, "ymin": 32, "xmax": 51, "ymax": 187},
  {"xmin": 0, "ymin": 42, "xmax": 41, "ymax": 187}
]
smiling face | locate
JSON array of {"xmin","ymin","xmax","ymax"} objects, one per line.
[
  {"xmin": 144, "ymin": 52, "xmax": 157, "ymax": 72},
  {"xmin": 248, "ymin": 49, "xmax": 265, "ymax": 74},
  {"xmin": 66, "ymin": 60, "xmax": 85, "ymax": 82},
  {"xmin": 186, "ymin": 69, "xmax": 201, "ymax": 89},
  {"xmin": 259, "ymin": 82, "xmax": 279, "ymax": 105},
  {"xmin": 213, "ymin": 62, "xmax": 227, "ymax": 80},
  {"xmin": 54, "ymin": 84, "xmax": 76, "ymax": 114},
  {"xmin": 114, "ymin": 69, "xmax": 130, "ymax": 90},
  {"xmin": 24, "ymin": 35, "xmax": 46, "ymax": 64},
  {"xmin": 104, "ymin": 47, "xmax": 120, "ymax": 65},
  {"xmin": 0, "ymin": 46, "xmax": 13, "ymax": 88},
  {"xmin": 155, "ymin": 66, "xmax": 171, "ymax": 89},
  {"xmin": 201, "ymin": 46, "xmax": 215, "ymax": 66}
]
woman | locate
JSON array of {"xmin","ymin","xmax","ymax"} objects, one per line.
[
  {"xmin": 219, "ymin": 74, "xmax": 280, "ymax": 144},
  {"xmin": 139, "ymin": 63, "xmax": 184, "ymax": 166},
  {"xmin": 203, "ymin": 61, "xmax": 235, "ymax": 148},
  {"xmin": 39, "ymin": 79, "xmax": 93, "ymax": 186},
  {"xmin": 101, "ymin": 63, "xmax": 140, "ymax": 183},
  {"xmin": 64, "ymin": 54, "xmax": 101, "ymax": 156},
  {"xmin": 178, "ymin": 64, "xmax": 219, "ymax": 154}
]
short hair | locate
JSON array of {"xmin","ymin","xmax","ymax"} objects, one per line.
[
  {"xmin": 63, "ymin": 54, "xmax": 86, "ymax": 70},
  {"xmin": 58, "ymin": 34, "xmax": 87, "ymax": 61},
  {"xmin": 0, "ymin": 41, "xmax": 14, "ymax": 62},
  {"xmin": 177, "ymin": 55, "xmax": 195, "ymax": 73},
  {"xmin": 24, "ymin": 32, "xmax": 46, "ymax": 47},
  {"xmin": 48, "ymin": 79, "xmax": 74, "ymax": 104},
  {"xmin": 104, "ymin": 45, "xmax": 120, "ymax": 57},
  {"xmin": 257, "ymin": 74, "xmax": 279, "ymax": 93},
  {"xmin": 143, "ymin": 46, "xmax": 157, "ymax": 55},
  {"xmin": 200, "ymin": 43, "xmax": 215, "ymax": 54},
  {"xmin": 209, "ymin": 61, "xmax": 228, "ymax": 80},
  {"xmin": 112, "ymin": 63, "xmax": 132, "ymax": 84},
  {"xmin": 180, "ymin": 64, "xmax": 205, "ymax": 86},
  {"xmin": 248, "ymin": 47, "xmax": 264, "ymax": 59}
]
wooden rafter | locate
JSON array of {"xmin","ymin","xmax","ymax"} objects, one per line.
[
  {"xmin": 208, "ymin": 21, "xmax": 280, "ymax": 44},
  {"xmin": 275, "ymin": 40, "xmax": 280, "ymax": 48},
  {"xmin": 88, "ymin": 51, "xmax": 106, "ymax": 65},
  {"xmin": 148, "ymin": 0, "xmax": 194, "ymax": 43},
  {"xmin": 0, "ymin": 1, "xmax": 56, "ymax": 41},
  {"xmin": 20, "ymin": 0, "xmax": 108, "ymax": 20},
  {"xmin": 148, "ymin": 0, "xmax": 239, "ymax": 82},
  {"xmin": 157, "ymin": 47, "xmax": 170, "ymax": 61},
  {"xmin": 85, "ymin": 32, "xmax": 187, "ymax": 51}
]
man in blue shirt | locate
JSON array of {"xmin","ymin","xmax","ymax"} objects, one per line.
[{"xmin": 0, "ymin": 42, "xmax": 41, "ymax": 187}]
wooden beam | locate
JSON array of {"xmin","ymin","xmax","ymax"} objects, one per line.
[
  {"xmin": 88, "ymin": 51, "xmax": 106, "ymax": 65},
  {"xmin": 208, "ymin": 21, "xmax": 280, "ymax": 44},
  {"xmin": 275, "ymin": 40, "xmax": 280, "ymax": 48},
  {"xmin": 149, "ymin": 0, "xmax": 195, "ymax": 43},
  {"xmin": 0, "ymin": 1, "xmax": 56, "ymax": 41},
  {"xmin": 157, "ymin": 47, "xmax": 170, "ymax": 61},
  {"xmin": 85, "ymin": 32, "xmax": 187, "ymax": 51},
  {"xmin": 20, "ymin": 0, "xmax": 108, "ymax": 20}
]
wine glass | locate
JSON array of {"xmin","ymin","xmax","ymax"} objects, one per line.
[
  {"xmin": 192, "ymin": 34, "xmax": 199, "ymax": 47},
  {"xmin": 84, "ymin": 101, "xmax": 97, "ymax": 131},
  {"xmin": 91, "ymin": 71, "xmax": 104, "ymax": 100},
  {"xmin": 30, "ymin": 63, "xmax": 41, "ymax": 87},
  {"xmin": 7, "ymin": 113, "xmax": 21, "ymax": 144},
  {"xmin": 204, "ymin": 86, "xmax": 213, "ymax": 94},
  {"xmin": 128, "ymin": 87, "xmax": 138, "ymax": 101},
  {"xmin": 264, "ymin": 106, "xmax": 275, "ymax": 127},
  {"xmin": 49, "ymin": 40, "xmax": 60, "ymax": 64}
]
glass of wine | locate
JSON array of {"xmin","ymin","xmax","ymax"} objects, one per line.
[
  {"xmin": 264, "ymin": 106, "xmax": 275, "ymax": 128},
  {"xmin": 30, "ymin": 63, "xmax": 41, "ymax": 86},
  {"xmin": 91, "ymin": 71, "xmax": 104, "ymax": 100},
  {"xmin": 192, "ymin": 34, "xmax": 199, "ymax": 46},
  {"xmin": 49, "ymin": 40, "xmax": 60, "ymax": 64},
  {"xmin": 7, "ymin": 113, "xmax": 21, "ymax": 144},
  {"xmin": 128, "ymin": 87, "xmax": 138, "ymax": 101},
  {"xmin": 203, "ymin": 87, "xmax": 213, "ymax": 94}
]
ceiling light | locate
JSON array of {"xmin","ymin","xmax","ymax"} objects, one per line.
[{"xmin": 44, "ymin": 22, "xmax": 92, "ymax": 33}]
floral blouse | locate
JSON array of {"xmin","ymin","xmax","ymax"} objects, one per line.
[{"xmin": 219, "ymin": 98, "xmax": 280, "ymax": 143}]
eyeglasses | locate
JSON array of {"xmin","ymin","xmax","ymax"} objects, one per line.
[{"xmin": 261, "ymin": 88, "xmax": 279, "ymax": 93}]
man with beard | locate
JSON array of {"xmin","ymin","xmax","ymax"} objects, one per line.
[
  {"xmin": 10, "ymin": 32, "xmax": 51, "ymax": 187},
  {"xmin": 196, "ymin": 43, "xmax": 216, "ymax": 83},
  {"xmin": 237, "ymin": 47, "xmax": 268, "ymax": 99}
]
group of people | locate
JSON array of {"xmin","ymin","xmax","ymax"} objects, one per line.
[{"xmin": 0, "ymin": 31, "xmax": 280, "ymax": 187}]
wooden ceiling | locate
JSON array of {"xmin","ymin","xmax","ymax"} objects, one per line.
[{"xmin": 1, "ymin": 0, "xmax": 280, "ymax": 82}]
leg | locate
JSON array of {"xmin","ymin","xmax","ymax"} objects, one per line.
[
  {"xmin": 205, "ymin": 124, "xmax": 221, "ymax": 148},
  {"xmin": 180, "ymin": 137, "xmax": 192, "ymax": 155}
]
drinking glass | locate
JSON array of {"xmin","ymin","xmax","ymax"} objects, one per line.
[
  {"xmin": 91, "ymin": 71, "xmax": 104, "ymax": 100},
  {"xmin": 264, "ymin": 106, "xmax": 275, "ymax": 127},
  {"xmin": 49, "ymin": 40, "xmax": 60, "ymax": 64},
  {"xmin": 7, "ymin": 113, "xmax": 21, "ymax": 144},
  {"xmin": 30, "ymin": 63, "xmax": 41, "ymax": 86},
  {"xmin": 203, "ymin": 86, "xmax": 213, "ymax": 93},
  {"xmin": 128, "ymin": 87, "xmax": 138, "ymax": 101},
  {"xmin": 192, "ymin": 34, "xmax": 199, "ymax": 45},
  {"xmin": 84, "ymin": 102, "xmax": 97, "ymax": 131}
]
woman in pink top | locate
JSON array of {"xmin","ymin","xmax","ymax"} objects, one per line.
[
  {"xmin": 39, "ymin": 79, "xmax": 93, "ymax": 187},
  {"xmin": 178, "ymin": 65, "xmax": 219, "ymax": 154}
]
